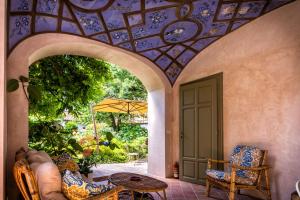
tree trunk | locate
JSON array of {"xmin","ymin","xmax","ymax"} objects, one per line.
[{"xmin": 110, "ymin": 113, "xmax": 117, "ymax": 131}]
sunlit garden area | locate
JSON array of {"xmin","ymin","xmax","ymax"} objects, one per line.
[{"xmin": 18, "ymin": 55, "xmax": 149, "ymax": 176}]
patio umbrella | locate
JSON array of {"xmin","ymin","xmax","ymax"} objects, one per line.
[
  {"xmin": 90, "ymin": 99, "xmax": 147, "ymax": 152},
  {"xmin": 92, "ymin": 98, "xmax": 147, "ymax": 115}
]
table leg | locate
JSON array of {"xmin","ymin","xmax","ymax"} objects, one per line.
[
  {"xmin": 140, "ymin": 192, "xmax": 144, "ymax": 200},
  {"xmin": 163, "ymin": 190, "xmax": 167, "ymax": 200},
  {"xmin": 131, "ymin": 190, "xmax": 135, "ymax": 200}
]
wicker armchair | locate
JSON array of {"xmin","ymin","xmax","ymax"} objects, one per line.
[
  {"xmin": 205, "ymin": 145, "xmax": 271, "ymax": 200},
  {"xmin": 13, "ymin": 159, "xmax": 124, "ymax": 200}
]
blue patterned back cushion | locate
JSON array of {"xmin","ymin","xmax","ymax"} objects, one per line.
[
  {"xmin": 62, "ymin": 170, "xmax": 114, "ymax": 200},
  {"xmin": 230, "ymin": 145, "xmax": 263, "ymax": 182}
]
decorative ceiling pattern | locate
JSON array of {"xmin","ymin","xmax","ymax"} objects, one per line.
[{"xmin": 8, "ymin": 0, "xmax": 294, "ymax": 84}]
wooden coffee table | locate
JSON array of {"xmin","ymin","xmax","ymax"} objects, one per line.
[{"xmin": 109, "ymin": 172, "xmax": 168, "ymax": 200}]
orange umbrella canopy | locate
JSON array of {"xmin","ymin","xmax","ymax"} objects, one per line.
[{"xmin": 93, "ymin": 99, "xmax": 147, "ymax": 115}]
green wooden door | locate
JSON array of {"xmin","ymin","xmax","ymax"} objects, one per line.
[{"xmin": 179, "ymin": 74, "xmax": 223, "ymax": 184}]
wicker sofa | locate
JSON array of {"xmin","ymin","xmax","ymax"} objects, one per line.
[{"xmin": 13, "ymin": 148, "xmax": 124, "ymax": 200}]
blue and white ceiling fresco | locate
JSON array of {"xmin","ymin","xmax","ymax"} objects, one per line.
[{"xmin": 8, "ymin": 0, "xmax": 294, "ymax": 84}]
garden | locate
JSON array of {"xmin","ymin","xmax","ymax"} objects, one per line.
[{"xmin": 8, "ymin": 55, "xmax": 148, "ymax": 175}]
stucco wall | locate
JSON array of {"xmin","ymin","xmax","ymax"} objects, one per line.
[
  {"xmin": 173, "ymin": 1, "xmax": 300, "ymax": 199},
  {"xmin": 0, "ymin": 1, "xmax": 6, "ymax": 199}
]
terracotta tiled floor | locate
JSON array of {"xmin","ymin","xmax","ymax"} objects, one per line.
[
  {"xmin": 91, "ymin": 162, "xmax": 259, "ymax": 200},
  {"xmin": 148, "ymin": 178, "xmax": 260, "ymax": 200}
]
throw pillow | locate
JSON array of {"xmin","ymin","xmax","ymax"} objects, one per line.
[
  {"xmin": 62, "ymin": 170, "xmax": 114, "ymax": 200},
  {"xmin": 27, "ymin": 150, "xmax": 52, "ymax": 164},
  {"xmin": 30, "ymin": 161, "xmax": 63, "ymax": 200}
]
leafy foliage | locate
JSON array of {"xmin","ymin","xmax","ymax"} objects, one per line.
[
  {"xmin": 7, "ymin": 79, "xmax": 19, "ymax": 92},
  {"xmin": 103, "ymin": 65, "xmax": 147, "ymax": 100},
  {"xmin": 117, "ymin": 124, "xmax": 148, "ymax": 142},
  {"xmin": 25, "ymin": 55, "xmax": 148, "ymax": 166},
  {"xmin": 77, "ymin": 155, "xmax": 98, "ymax": 175},
  {"xmin": 96, "ymin": 65, "xmax": 147, "ymax": 132},
  {"xmin": 29, "ymin": 121, "xmax": 83, "ymax": 156},
  {"xmin": 7, "ymin": 75, "xmax": 41, "ymax": 102},
  {"xmin": 29, "ymin": 55, "xmax": 111, "ymax": 119}
]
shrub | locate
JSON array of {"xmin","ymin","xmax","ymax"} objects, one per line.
[
  {"xmin": 117, "ymin": 124, "xmax": 147, "ymax": 142},
  {"xmin": 29, "ymin": 120, "xmax": 83, "ymax": 156},
  {"xmin": 125, "ymin": 137, "xmax": 148, "ymax": 159}
]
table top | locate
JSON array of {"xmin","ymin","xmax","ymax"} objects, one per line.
[{"xmin": 109, "ymin": 172, "xmax": 168, "ymax": 192}]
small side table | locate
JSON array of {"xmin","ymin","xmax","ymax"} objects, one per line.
[{"xmin": 109, "ymin": 172, "xmax": 168, "ymax": 200}]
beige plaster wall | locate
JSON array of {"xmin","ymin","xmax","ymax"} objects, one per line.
[
  {"xmin": 0, "ymin": 1, "xmax": 6, "ymax": 199},
  {"xmin": 173, "ymin": 1, "xmax": 300, "ymax": 199},
  {"xmin": 6, "ymin": 34, "xmax": 173, "ymax": 199}
]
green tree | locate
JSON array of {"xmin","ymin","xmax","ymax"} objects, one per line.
[
  {"xmin": 29, "ymin": 55, "xmax": 111, "ymax": 120},
  {"xmin": 103, "ymin": 65, "xmax": 147, "ymax": 100},
  {"xmin": 96, "ymin": 65, "xmax": 147, "ymax": 132}
]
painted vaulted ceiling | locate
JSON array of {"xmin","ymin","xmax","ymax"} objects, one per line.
[{"xmin": 8, "ymin": 0, "xmax": 294, "ymax": 84}]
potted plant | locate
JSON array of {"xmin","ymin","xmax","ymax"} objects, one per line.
[
  {"xmin": 173, "ymin": 162, "xmax": 179, "ymax": 178},
  {"xmin": 78, "ymin": 149, "xmax": 97, "ymax": 177}
]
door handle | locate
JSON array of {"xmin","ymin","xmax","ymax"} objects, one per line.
[{"xmin": 180, "ymin": 132, "xmax": 184, "ymax": 139}]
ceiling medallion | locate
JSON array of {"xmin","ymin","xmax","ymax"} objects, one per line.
[{"xmin": 163, "ymin": 20, "xmax": 201, "ymax": 44}]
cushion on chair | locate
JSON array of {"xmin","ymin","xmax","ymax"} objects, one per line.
[
  {"xmin": 206, "ymin": 169, "xmax": 258, "ymax": 185},
  {"xmin": 30, "ymin": 161, "xmax": 64, "ymax": 200},
  {"xmin": 52, "ymin": 153, "xmax": 80, "ymax": 173},
  {"xmin": 206, "ymin": 169, "xmax": 231, "ymax": 181},
  {"xmin": 27, "ymin": 150, "xmax": 52, "ymax": 164},
  {"xmin": 230, "ymin": 145, "xmax": 263, "ymax": 185},
  {"xmin": 206, "ymin": 145, "xmax": 263, "ymax": 186},
  {"xmin": 62, "ymin": 170, "xmax": 114, "ymax": 200}
]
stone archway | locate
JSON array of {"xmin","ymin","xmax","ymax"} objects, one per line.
[{"xmin": 6, "ymin": 33, "xmax": 173, "ymax": 198}]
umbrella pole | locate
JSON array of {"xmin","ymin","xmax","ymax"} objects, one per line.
[{"xmin": 90, "ymin": 104, "xmax": 99, "ymax": 153}]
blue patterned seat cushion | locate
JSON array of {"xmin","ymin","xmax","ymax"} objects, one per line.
[
  {"xmin": 206, "ymin": 145, "xmax": 263, "ymax": 186},
  {"xmin": 62, "ymin": 170, "xmax": 114, "ymax": 200},
  {"xmin": 206, "ymin": 169, "xmax": 256, "ymax": 185}
]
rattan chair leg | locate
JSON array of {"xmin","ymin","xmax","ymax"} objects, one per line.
[
  {"xmin": 205, "ymin": 179, "xmax": 211, "ymax": 197},
  {"xmin": 265, "ymin": 169, "xmax": 272, "ymax": 200},
  {"xmin": 229, "ymin": 169, "xmax": 236, "ymax": 200},
  {"xmin": 229, "ymin": 186, "xmax": 235, "ymax": 200}
]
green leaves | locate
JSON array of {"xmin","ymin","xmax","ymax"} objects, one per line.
[
  {"xmin": 19, "ymin": 75, "xmax": 29, "ymax": 82},
  {"xmin": 109, "ymin": 143, "xmax": 119, "ymax": 150},
  {"xmin": 29, "ymin": 121, "xmax": 84, "ymax": 156},
  {"xmin": 27, "ymin": 85, "xmax": 41, "ymax": 101},
  {"xmin": 68, "ymin": 138, "xmax": 83, "ymax": 152},
  {"xmin": 7, "ymin": 79, "xmax": 19, "ymax": 92},
  {"xmin": 7, "ymin": 75, "xmax": 42, "ymax": 102},
  {"xmin": 105, "ymin": 131, "xmax": 114, "ymax": 141},
  {"xmin": 28, "ymin": 55, "xmax": 112, "ymax": 119}
]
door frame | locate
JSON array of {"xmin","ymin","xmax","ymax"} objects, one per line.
[{"xmin": 179, "ymin": 72, "xmax": 223, "ymax": 184}]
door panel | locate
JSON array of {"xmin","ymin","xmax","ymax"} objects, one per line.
[
  {"xmin": 198, "ymin": 86, "xmax": 212, "ymax": 103},
  {"xmin": 180, "ymin": 74, "xmax": 223, "ymax": 185},
  {"xmin": 183, "ymin": 161, "xmax": 196, "ymax": 179},
  {"xmin": 198, "ymin": 106, "xmax": 212, "ymax": 159},
  {"xmin": 198, "ymin": 162, "xmax": 208, "ymax": 180},
  {"xmin": 183, "ymin": 108, "xmax": 195, "ymax": 158},
  {"xmin": 183, "ymin": 89, "xmax": 195, "ymax": 106}
]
